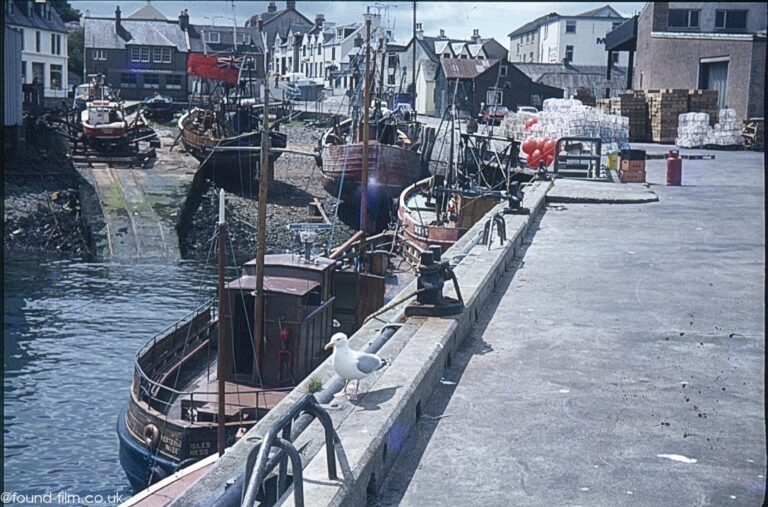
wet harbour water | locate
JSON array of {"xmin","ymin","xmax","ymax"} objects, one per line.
[{"xmin": 3, "ymin": 257, "xmax": 218, "ymax": 499}]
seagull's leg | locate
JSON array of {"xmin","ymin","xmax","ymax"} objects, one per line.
[
  {"xmin": 355, "ymin": 380, "xmax": 360, "ymax": 396},
  {"xmin": 343, "ymin": 379, "xmax": 349, "ymax": 396}
]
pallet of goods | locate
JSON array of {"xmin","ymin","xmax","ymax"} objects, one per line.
[
  {"xmin": 646, "ymin": 89, "xmax": 688, "ymax": 144},
  {"xmin": 687, "ymin": 90, "xmax": 718, "ymax": 127}
]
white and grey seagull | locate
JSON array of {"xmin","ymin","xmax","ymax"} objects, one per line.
[{"xmin": 324, "ymin": 332, "xmax": 387, "ymax": 399}]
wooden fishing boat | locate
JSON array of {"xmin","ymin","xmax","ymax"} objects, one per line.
[
  {"xmin": 80, "ymin": 100, "xmax": 128, "ymax": 147},
  {"xmin": 178, "ymin": 107, "xmax": 287, "ymax": 184},
  {"xmin": 318, "ymin": 117, "xmax": 421, "ymax": 205},
  {"xmin": 117, "ymin": 252, "xmax": 338, "ymax": 491},
  {"xmin": 398, "ymin": 176, "xmax": 500, "ymax": 261}
]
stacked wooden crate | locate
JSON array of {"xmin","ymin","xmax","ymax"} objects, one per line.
[
  {"xmin": 574, "ymin": 88, "xmax": 596, "ymax": 107},
  {"xmin": 619, "ymin": 148, "xmax": 646, "ymax": 183},
  {"xmin": 618, "ymin": 91, "xmax": 648, "ymax": 142},
  {"xmin": 646, "ymin": 89, "xmax": 688, "ymax": 143},
  {"xmin": 687, "ymin": 90, "xmax": 718, "ymax": 126}
]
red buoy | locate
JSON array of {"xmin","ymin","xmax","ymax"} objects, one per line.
[{"xmin": 667, "ymin": 150, "xmax": 682, "ymax": 186}]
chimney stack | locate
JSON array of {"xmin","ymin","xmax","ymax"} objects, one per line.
[
  {"xmin": 286, "ymin": 0, "xmax": 296, "ymax": 11},
  {"xmin": 415, "ymin": 22, "xmax": 423, "ymax": 40},
  {"xmin": 471, "ymin": 28, "xmax": 481, "ymax": 43},
  {"xmin": 439, "ymin": 29, "xmax": 446, "ymax": 38},
  {"xmin": 179, "ymin": 9, "xmax": 189, "ymax": 31},
  {"xmin": 268, "ymin": 2, "xmax": 277, "ymax": 13},
  {"xmin": 315, "ymin": 13, "xmax": 325, "ymax": 27},
  {"xmin": 115, "ymin": 6, "xmax": 121, "ymax": 31}
]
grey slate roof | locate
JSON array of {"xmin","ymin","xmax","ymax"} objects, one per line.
[
  {"xmin": 126, "ymin": 3, "xmax": 168, "ymax": 20},
  {"xmin": 441, "ymin": 58, "xmax": 497, "ymax": 79},
  {"xmin": 513, "ymin": 63, "xmax": 626, "ymax": 91},
  {"xmin": 187, "ymin": 24, "xmax": 265, "ymax": 54},
  {"xmin": 5, "ymin": 1, "xmax": 67, "ymax": 33},
  {"xmin": 577, "ymin": 5, "xmax": 622, "ymax": 18},
  {"xmin": 83, "ymin": 17, "xmax": 187, "ymax": 51}
]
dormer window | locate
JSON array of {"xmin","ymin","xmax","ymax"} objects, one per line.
[
  {"xmin": 205, "ymin": 31, "xmax": 220, "ymax": 44},
  {"xmin": 237, "ymin": 33, "xmax": 250, "ymax": 44}
]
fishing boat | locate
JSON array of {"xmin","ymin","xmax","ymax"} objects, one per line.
[
  {"xmin": 179, "ymin": 51, "xmax": 289, "ymax": 188},
  {"xmin": 142, "ymin": 93, "xmax": 174, "ymax": 121},
  {"xmin": 397, "ymin": 89, "xmax": 530, "ymax": 262},
  {"xmin": 178, "ymin": 105, "xmax": 287, "ymax": 183},
  {"xmin": 73, "ymin": 73, "xmax": 115, "ymax": 110},
  {"xmin": 80, "ymin": 99, "xmax": 128, "ymax": 147},
  {"xmin": 317, "ymin": 116, "xmax": 422, "ymax": 205}
]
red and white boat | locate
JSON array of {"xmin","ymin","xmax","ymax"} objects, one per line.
[{"xmin": 80, "ymin": 100, "xmax": 128, "ymax": 142}]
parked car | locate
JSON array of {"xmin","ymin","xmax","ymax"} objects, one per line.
[
  {"xmin": 481, "ymin": 105, "xmax": 509, "ymax": 125},
  {"xmin": 392, "ymin": 103, "xmax": 414, "ymax": 120},
  {"xmin": 283, "ymin": 85, "xmax": 301, "ymax": 100},
  {"xmin": 517, "ymin": 106, "xmax": 539, "ymax": 115}
]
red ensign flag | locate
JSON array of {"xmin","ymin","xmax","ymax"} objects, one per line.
[{"xmin": 187, "ymin": 53, "xmax": 241, "ymax": 85}]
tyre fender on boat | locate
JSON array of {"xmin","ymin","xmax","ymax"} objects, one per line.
[{"xmin": 143, "ymin": 423, "xmax": 160, "ymax": 450}]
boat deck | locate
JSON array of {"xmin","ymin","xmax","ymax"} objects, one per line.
[{"xmin": 167, "ymin": 359, "xmax": 290, "ymax": 422}]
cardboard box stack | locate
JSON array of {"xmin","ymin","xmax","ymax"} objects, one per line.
[
  {"xmin": 646, "ymin": 89, "xmax": 688, "ymax": 143},
  {"xmin": 574, "ymin": 88, "xmax": 596, "ymax": 107},
  {"xmin": 687, "ymin": 90, "xmax": 718, "ymax": 127},
  {"xmin": 619, "ymin": 148, "xmax": 646, "ymax": 183},
  {"xmin": 618, "ymin": 91, "xmax": 648, "ymax": 142}
]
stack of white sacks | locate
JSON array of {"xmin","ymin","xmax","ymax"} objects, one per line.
[
  {"xmin": 676, "ymin": 112, "xmax": 710, "ymax": 148},
  {"xmin": 500, "ymin": 98, "xmax": 629, "ymax": 154},
  {"xmin": 676, "ymin": 108, "xmax": 742, "ymax": 148}
]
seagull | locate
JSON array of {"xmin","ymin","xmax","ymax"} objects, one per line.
[{"xmin": 324, "ymin": 332, "xmax": 387, "ymax": 399}]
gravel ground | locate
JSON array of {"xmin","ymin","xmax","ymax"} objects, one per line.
[
  {"xmin": 181, "ymin": 124, "xmax": 358, "ymax": 263},
  {"xmin": 4, "ymin": 127, "xmax": 92, "ymax": 258}
]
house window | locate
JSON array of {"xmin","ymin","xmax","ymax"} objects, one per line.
[
  {"xmin": 131, "ymin": 47, "xmax": 150, "ymax": 62},
  {"xmin": 21, "ymin": 60, "xmax": 26, "ymax": 83},
  {"xmin": 143, "ymin": 74, "xmax": 160, "ymax": 88},
  {"xmin": 500, "ymin": 65, "xmax": 507, "ymax": 77},
  {"xmin": 205, "ymin": 31, "xmax": 220, "ymax": 43},
  {"xmin": 668, "ymin": 9, "xmax": 700, "ymax": 29},
  {"xmin": 566, "ymin": 21, "xmax": 577, "ymax": 33},
  {"xmin": 93, "ymin": 49, "xmax": 106, "ymax": 60},
  {"xmin": 486, "ymin": 89, "xmax": 502, "ymax": 105},
  {"xmin": 166, "ymin": 75, "xmax": 182, "ymax": 89},
  {"xmin": 317, "ymin": 43, "xmax": 321, "ymax": 55},
  {"xmin": 331, "ymin": 47, "xmax": 336, "ymax": 60},
  {"xmin": 36, "ymin": 31, "xmax": 40, "ymax": 52},
  {"xmin": 612, "ymin": 52, "xmax": 619, "ymax": 64},
  {"xmin": 388, "ymin": 74, "xmax": 395, "ymax": 85},
  {"xmin": 51, "ymin": 34, "xmax": 55, "ymax": 54},
  {"xmin": 443, "ymin": 53, "xmax": 451, "ymax": 58},
  {"xmin": 237, "ymin": 33, "xmax": 251, "ymax": 45},
  {"xmin": 50, "ymin": 64, "xmax": 62, "ymax": 89},
  {"xmin": 120, "ymin": 72, "xmax": 137, "ymax": 87},
  {"xmin": 565, "ymin": 46, "xmax": 573, "ymax": 61},
  {"xmin": 5, "ymin": 1, "xmax": 12, "ymax": 14},
  {"xmin": 20, "ymin": 29, "xmax": 24, "ymax": 50},
  {"xmin": 152, "ymin": 47, "xmax": 171, "ymax": 63},
  {"xmin": 530, "ymin": 51, "xmax": 534, "ymax": 61},
  {"xmin": 303, "ymin": 46, "xmax": 306, "ymax": 57},
  {"xmin": 715, "ymin": 10, "xmax": 747, "ymax": 30}
]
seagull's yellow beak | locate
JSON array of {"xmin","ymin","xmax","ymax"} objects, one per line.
[{"xmin": 324, "ymin": 342, "xmax": 334, "ymax": 350}]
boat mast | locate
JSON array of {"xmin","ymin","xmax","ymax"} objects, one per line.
[
  {"xmin": 252, "ymin": 41, "xmax": 271, "ymax": 384},
  {"xmin": 216, "ymin": 189, "xmax": 230, "ymax": 456},
  {"xmin": 360, "ymin": 15, "xmax": 372, "ymax": 237},
  {"xmin": 412, "ymin": 1, "xmax": 416, "ymax": 113}
]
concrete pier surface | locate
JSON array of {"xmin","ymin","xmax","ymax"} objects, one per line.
[{"xmin": 377, "ymin": 150, "xmax": 765, "ymax": 506}]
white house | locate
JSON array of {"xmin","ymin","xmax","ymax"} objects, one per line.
[
  {"xmin": 6, "ymin": 0, "xmax": 69, "ymax": 100},
  {"xmin": 508, "ymin": 5, "xmax": 627, "ymax": 66}
]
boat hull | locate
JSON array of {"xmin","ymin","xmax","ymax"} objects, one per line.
[
  {"xmin": 398, "ymin": 178, "xmax": 499, "ymax": 262},
  {"xmin": 82, "ymin": 124, "xmax": 127, "ymax": 139},
  {"xmin": 321, "ymin": 141, "xmax": 421, "ymax": 204},
  {"xmin": 178, "ymin": 110, "xmax": 287, "ymax": 187}
]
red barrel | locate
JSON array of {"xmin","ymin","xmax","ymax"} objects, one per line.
[{"xmin": 667, "ymin": 150, "xmax": 682, "ymax": 186}]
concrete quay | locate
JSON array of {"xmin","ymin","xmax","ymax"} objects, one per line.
[
  {"xmin": 377, "ymin": 150, "xmax": 765, "ymax": 505},
  {"xmin": 169, "ymin": 147, "xmax": 763, "ymax": 506}
]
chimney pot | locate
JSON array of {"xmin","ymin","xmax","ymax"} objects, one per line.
[
  {"xmin": 439, "ymin": 29, "xmax": 445, "ymax": 38},
  {"xmin": 268, "ymin": 2, "xmax": 277, "ymax": 13},
  {"xmin": 286, "ymin": 1, "xmax": 296, "ymax": 11}
]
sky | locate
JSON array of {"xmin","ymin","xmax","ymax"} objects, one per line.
[{"xmin": 71, "ymin": 1, "xmax": 645, "ymax": 44}]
